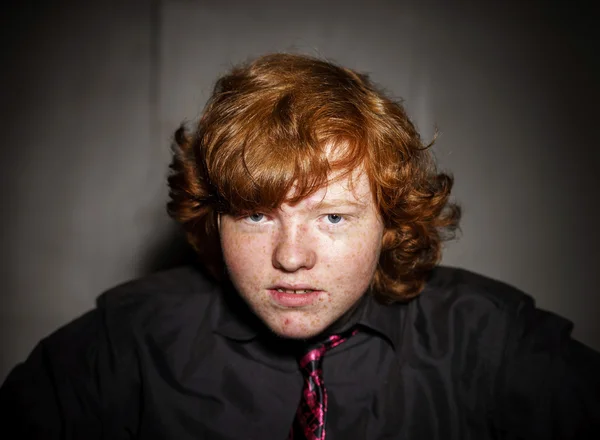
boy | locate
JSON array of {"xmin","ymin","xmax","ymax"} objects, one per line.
[{"xmin": 1, "ymin": 53, "xmax": 599, "ymax": 439}]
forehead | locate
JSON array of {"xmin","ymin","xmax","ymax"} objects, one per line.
[{"xmin": 284, "ymin": 166, "xmax": 372, "ymax": 209}]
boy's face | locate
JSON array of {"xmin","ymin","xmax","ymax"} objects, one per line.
[{"xmin": 219, "ymin": 165, "xmax": 384, "ymax": 339}]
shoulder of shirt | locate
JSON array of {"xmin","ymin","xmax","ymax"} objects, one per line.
[
  {"xmin": 357, "ymin": 265, "xmax": 544, "ymax": 352},
  {"xmin": 96, "ymin": 264, "xmax": 218, "ymax": 312},
  {"xmin": 6, "ymin": 268, "xmax": 214, "ymax": 416},
  {"xmin": 38, "ymin": 265, "xmax": 219, "ymax": 363},
  {"xmin": 97, "ymin": 264, "xmax": 222, "ymax": 338},
  {"xmin": 422, "ymin": 265, "xmax": 533, "ymax": 310},
  {"xmin": 411, "ymin": 265, "xmax": 574, "ymax": 350}
]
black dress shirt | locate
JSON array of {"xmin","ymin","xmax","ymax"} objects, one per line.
[{"xmin": 1, "ymin": 265, "xmax": 599, "ymax": 439}]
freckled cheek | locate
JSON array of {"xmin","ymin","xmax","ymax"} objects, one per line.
[
  {"xmin": 320, "ymin": 235, "xmax": 381, "ymax": 295},
  {"xmin": 222, "ymin": 233, "xmax": 274, "ymax": 290},
  {"xmin": 328, "ymin": 234, "xmax": 380, "ymax": 270}
]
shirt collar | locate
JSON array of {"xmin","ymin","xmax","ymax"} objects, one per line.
[{"xmin": 356, "ymin": 293, "xmax": 408, "ymax": 351}]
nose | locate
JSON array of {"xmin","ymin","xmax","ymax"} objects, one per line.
[{"xmin": 272, "ymin": 224, "xmax": 316, "ymax": 272}]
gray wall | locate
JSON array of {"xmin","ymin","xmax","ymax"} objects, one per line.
[{"xmin": 1, "ymin": 0, "xmax": 598, "ymax": 382}]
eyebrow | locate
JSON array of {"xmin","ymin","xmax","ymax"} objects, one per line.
[{"xmin": 311, "ymin": 199, "xmax": 369, "ymax": 210}]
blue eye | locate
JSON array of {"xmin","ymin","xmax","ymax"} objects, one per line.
[
  {"xmin": 248, "ymin": 213, "xmax": 264, "ymax": 222},
  {"xmin": 326, "ymin": 214, "xmax": 342, "ymax": 224}
]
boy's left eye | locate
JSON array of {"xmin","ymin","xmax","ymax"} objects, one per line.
[
  {"xmin": 248, "ymin": 213, "xmax": 265, "ymax": 222},
  {"xmin": 326, "ymin": 214, "xmax": 343, "ymax": 224}
]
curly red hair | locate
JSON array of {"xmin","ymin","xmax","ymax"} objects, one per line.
[{"xmin": 167, "ymin": 53, "xmax": 460, "ymax": 303}]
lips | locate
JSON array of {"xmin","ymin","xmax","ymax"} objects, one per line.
[
  {"xmin": 268, "ymin": 283, "xmax": 320, "ymax": 294},
  {"xmin": 267, "ymin": 284, "xmax": 322, "ymax": 307},
  {"xmin": 274, "ymin": 288, "xmax": 314, "ymax": 294}
]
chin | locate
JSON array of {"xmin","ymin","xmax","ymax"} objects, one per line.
[{"xmin": 266, "ymin": 318, "xmax": 330, "ymax": 340}]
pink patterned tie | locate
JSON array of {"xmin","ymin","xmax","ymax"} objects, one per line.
[{"xmin": 288, "ymin": 329, "xmax": 358, "ymax": 440}]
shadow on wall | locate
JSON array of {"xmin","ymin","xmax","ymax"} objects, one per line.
[{"xmin": 143, "ymin": 226, "xmax": 199, "ymax": 274}]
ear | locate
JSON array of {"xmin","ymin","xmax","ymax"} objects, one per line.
[{"xmin": 217, "ymin": 212, "xmax": 221, "ymax": 232}]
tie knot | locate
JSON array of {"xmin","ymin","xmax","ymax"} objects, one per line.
[{"xmin": 298, "ymin": 328, "xmax": 358, "ymax": 372}]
